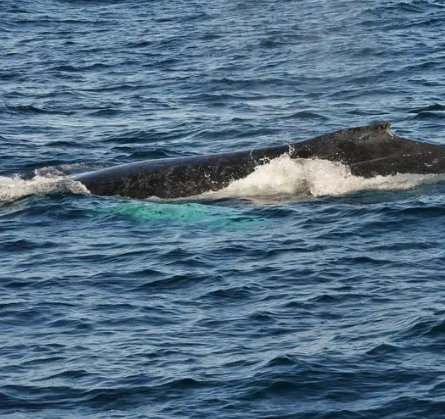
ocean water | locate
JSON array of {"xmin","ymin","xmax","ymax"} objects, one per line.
[{"xmin": 2, "ymin": 0, "xmax": 445, "ymax": 418}]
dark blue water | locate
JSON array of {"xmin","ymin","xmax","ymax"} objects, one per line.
[{"xmin": 2, "ymin": 0, "xmax": 445, "ymax": 418}]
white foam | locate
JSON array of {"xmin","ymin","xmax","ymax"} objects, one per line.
[
  {"xmin": 0, "ymin": 173, "xmax": 88, "ymax": 202},
  {"xmin": 202, "ymin": 155, "xmax": 439, "ymax": 199}
]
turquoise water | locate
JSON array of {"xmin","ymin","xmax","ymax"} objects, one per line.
[{"xmin": 2, "ymin": 1, "xmax": 445, "ymax": 418}]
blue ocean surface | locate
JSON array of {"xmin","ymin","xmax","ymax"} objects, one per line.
[{"xmin": 2, "ymin": 0, "xmax": 445, "ymax": 418}]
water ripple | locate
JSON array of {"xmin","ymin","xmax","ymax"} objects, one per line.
[{"xmin": 3, "ymin": 0, "xmax": 445, "ymax": 418}]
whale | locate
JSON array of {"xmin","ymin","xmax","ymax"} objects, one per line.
[{"xmin": 74, "ymin": 121, "xmax": 445, "ymax": 199}]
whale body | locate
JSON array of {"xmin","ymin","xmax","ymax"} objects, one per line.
[{"xmin": 75, "ymin": 122, "xmax": 445, "ymax": 199}]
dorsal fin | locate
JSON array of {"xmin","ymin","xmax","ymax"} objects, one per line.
[{"xmin": 369, "ymin": 121, "xmax": 391, "ymax": 131}]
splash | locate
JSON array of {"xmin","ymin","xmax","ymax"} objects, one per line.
[
  {"xmin": 202, "ymin": 155, "xmax": 439, "ymax": 199},
  {"xmin": 0, "ymin": 173, "xmax": 88, "ymax": 203}
]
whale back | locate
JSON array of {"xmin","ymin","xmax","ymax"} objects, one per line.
[
  {"xmin": 289, "ymin": 122, "xmax": 445, "ymax": 177},
  {"xmin": 75, "ymin": 122, "xmax": 445, "ymax": 198}
]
